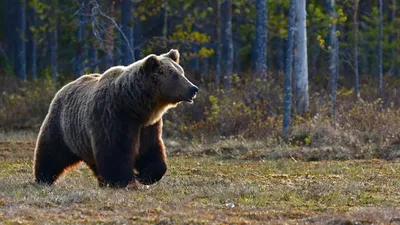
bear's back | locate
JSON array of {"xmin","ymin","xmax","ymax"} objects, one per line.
[
  {"xmin": 52, "ymin": 74, "xmax": 103, "ymax": 161},
  {"xmin": 99, "ymin": 66, "xmax": 125, "ymax": 82}
]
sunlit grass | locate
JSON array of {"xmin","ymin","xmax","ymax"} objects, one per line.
[
  {"xmin": 1, "ymin": 143, "xmax": 400, "ymax": 224},
  {"xmin": 0, "ymin": 130, "xmax": 37, "ymax": 142}
]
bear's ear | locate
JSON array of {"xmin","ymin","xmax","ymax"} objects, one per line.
[
  {"xmin": 163, "ymin": 49, "xmax": 180, "ymax": 63},
  {"xmin": 143, "ymin": 55, "xmax": 160, "ymax": 72}
]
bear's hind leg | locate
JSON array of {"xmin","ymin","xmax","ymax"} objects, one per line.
[
  {"xmin": 34, "ymin": 135, "xmax": 81, "ymax": 185},
  {"xmin": 86, "ymin": 163, "xmax": 98, "ymax": 177}
]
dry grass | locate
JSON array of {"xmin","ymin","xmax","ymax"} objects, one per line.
[
  {"xmin": 1, "ymin": 140, "xmax": 400, "ymax": 224},
  {"xmin": 0, "ymin": 130, "xmax": 37, "ymax": 142}
]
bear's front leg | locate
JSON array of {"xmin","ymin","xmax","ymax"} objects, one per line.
[
  {"xmin": 135, "ymin": 119, "xmax": 167, "ymax": 185},
  {"xmin": 94, "ymin": 124, "xmax": 141, "ymax": 188}
]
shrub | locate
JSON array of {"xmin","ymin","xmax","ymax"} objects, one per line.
[
  {"xmin": 0, "ymin": 76, "xmax": 57, "ymax": 130},
  {"xmin": 1, "ymin": 71, "xmax": 400, "ymax": 157}
]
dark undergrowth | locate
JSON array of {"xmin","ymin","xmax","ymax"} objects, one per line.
[{"xmin": 1, "ymin": 71, "xmax": 400, "ymax": 161}]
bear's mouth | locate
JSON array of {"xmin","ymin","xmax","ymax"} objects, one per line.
[{"xmin": 179, "ymin": 94, "xmax": 194, "ymax": 103}]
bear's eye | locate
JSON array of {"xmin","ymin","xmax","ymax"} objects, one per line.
[{"xmin": 172, "ymin": 73, "xmax": 179, "ymax": 81}]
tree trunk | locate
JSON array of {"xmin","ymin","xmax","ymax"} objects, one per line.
[
  {"xmin": 354, "ymin": 0, "xmax": 359, "ymax": 98},
  {"xmin": 359, "ymin": 34, "xmax": 367, "ymax": 77},
  {"xmin": 105, "ymin": 2, "xmax": 115, "ymax": 68},
  {"xmin": 88, "ymin": 2, "xmax": 98, "ymax": 73},
  {"xmin": 83, "ymin": 2, "xmax": 89, "ymax": 72},
  {"xmin": 5, "ymin": 1, "xmax": 16, "ymax": 71},
  {"xmin": 192, "ymin": 43, "xmax": 200, "ymax": 72},
  {"xmin": 49, "ymin": 29, "xmax": 57, "ymax": 80},
  {"xmin": 200, "ymin": 57, "xmax": 208, "ymax": 80},
  {"xmin": 27, "ymin": 4, "xmax": 37, "ymax": 80},
  {"xmin": 121, "ymin": 0, "xmax": 134, "ymax": 65},
  {"xmin": 329, "ymin": 0, "xmax": 338, "ymax": 127},
  {"xmin": 88, "ymin": 41, "xmax": 98, "ymax": 72},
  {"xmin": 294, "ymin": 0, "xmax": 309, "ymax": 114},
  {"xmin": 76, "ymin": 2, "xmax": 85, "ymax": 79},
  {"xmin": 277, "ymin": 5, "xmax": 285, "ymax": 72},
  {"xmin": 163, "ymin": 0, "xmax": 168, "ymax": 39},
  {"xmin": 16, "ymin": 0, "xmax": 26, "ymax": 80},
  {"xmin": 234, "ymin": 40, "xmax": 241, "ymax": 74},
  {"xmin": 215, "ymin": 0, "xmax": 222, "ymax": 89},
  {"xmin": 113, "ymin": 2, "xmax": 121, "ymax": 65},
  {"xmin": 282, "ymin": 0, "xmax": 296, "ymax": 137},
  {"xmin": 49, "ymin": 0, "xmax": 58, "ymax": 80},
  {"xmin": 254, "ymin": 0, "xmax": 267, "ymax": 80},
  {"xmin": 134, "ymin": 22, "xmax": 142, "ymax": 60},
  {"xmin": 134, "ymin": 0, "xmax": 142, "ymax": 61},
  {"xmin": 389, "ymin": 0, "xmax": 397, "ymax": 76},
  {"xmin": 222, "ymin": 0, "xmax": 233, "ymax": 90},
  {"xmin": 378, "ymin": 0, "xmax": 383, "ymax": 97}
]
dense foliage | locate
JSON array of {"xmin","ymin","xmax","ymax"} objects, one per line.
[
  {"xmin": 1, "ymin": 1, "xmax": 399, "ymax": 80},
  {"xmin": 1, "ymin": 0, "xmax": 400, "ymax": 150}
]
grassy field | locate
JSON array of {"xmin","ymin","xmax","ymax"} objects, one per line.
[{"xmin": 1, "ymin": 135, "xmax": 400, "ymax": 224}]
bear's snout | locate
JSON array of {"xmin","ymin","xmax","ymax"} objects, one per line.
[
  {"xmin": 177, "ymin": 84, "xmax": 198, "ymax": 103},
  {"xmin": 189, "ymin": 86, "xmax": 199, "ymax": 98},
  {"xmin": 183, "ymin": 85, "xmax": 198, "ymax": 102}
]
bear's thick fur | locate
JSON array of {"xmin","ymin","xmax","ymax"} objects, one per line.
[{"xmin": 33, "ymin": 49, "xmax": 198, "ymax": 188}]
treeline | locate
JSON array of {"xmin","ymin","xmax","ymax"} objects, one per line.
[
  {"xmin": 1, "ymin": 0, "xmax": 397, "ymax": 81},
  {"xmin": 0, "ymin": 0, "xmax": 399, "ymax": 137}
]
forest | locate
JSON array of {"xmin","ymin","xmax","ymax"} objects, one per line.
[{"xmin": 1, "ymin": 0, "xmax": 400, "ymax": 224}]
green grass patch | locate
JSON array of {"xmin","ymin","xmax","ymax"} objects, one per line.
[{"xmin": 1, "ymin": 150, "xmax": 400, "ymax": 224}]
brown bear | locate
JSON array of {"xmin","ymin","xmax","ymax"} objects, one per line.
[{"xmin": 33, "ymin": 49, "xmax": 198, "ymax": 188}]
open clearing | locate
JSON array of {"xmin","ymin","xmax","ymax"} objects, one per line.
[{"xmin": 1, "ymin": 141, "xmax": 400, "ymax": 224}]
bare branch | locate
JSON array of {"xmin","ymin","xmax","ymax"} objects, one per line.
[
  {"xmin": 86, "ymin": 0, "xmax": 134, "ymax": 59},
  {"xmin": 83, "ymin": 0, "xmax": 207, "ymax": 62}
]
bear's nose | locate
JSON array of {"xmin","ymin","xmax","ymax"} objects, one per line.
[{"xmin": 190, "ymin": 86, "xmax": 199, "ymax": 95}]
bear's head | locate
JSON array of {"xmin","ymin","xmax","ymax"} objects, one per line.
[{"xmin": 143, "ymin": 49, "xmax": 199, "ymax": 104}]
